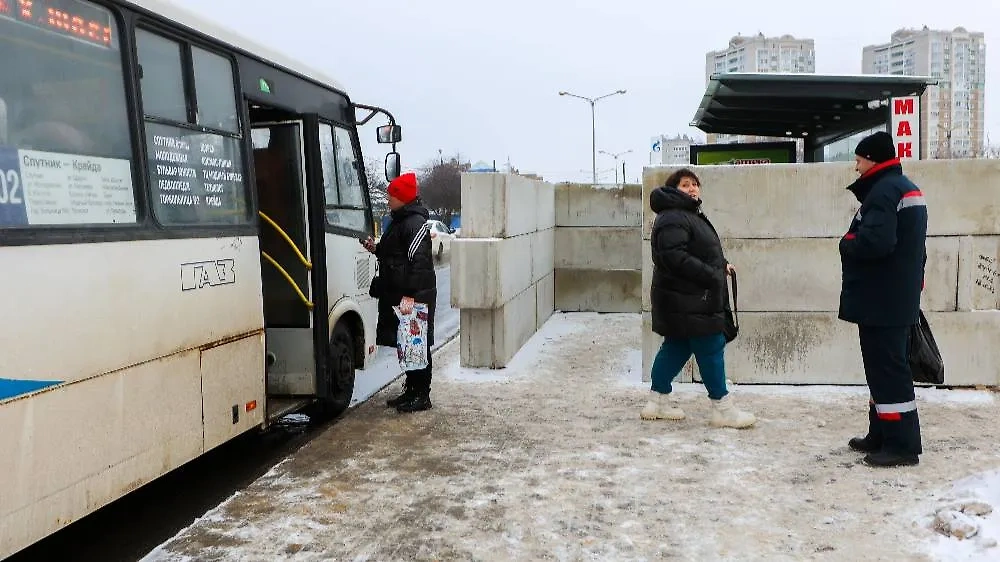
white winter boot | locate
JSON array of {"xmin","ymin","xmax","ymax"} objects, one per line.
[
  {"xmin": 640, "ymin": 391, "xmax": 685, "ymax": 421},
  {"xmin": 709, "ymin": 394, "xmax": 756, "ymax": 428}
]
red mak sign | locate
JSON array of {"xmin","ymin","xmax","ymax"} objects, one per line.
[{"xmin": 890, "ymin": 96, "xmax": 921, "ymax": 160}]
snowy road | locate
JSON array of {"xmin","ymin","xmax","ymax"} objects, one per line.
[
  {"xmin": 141, "ymin": 313, "xmax": 1000, "ymax": 562},
  {"xmin": 18, "ymin": 276, "xmax": 1000, "ymax": 561}
]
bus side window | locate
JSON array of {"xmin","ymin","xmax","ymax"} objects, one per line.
[
  {"xmin": 191, "ymin": 47, "xmax": 239, "ymax": 133},
  {"xmin": 135, "ymin": 30, "xmax": 188, "ymax": 123},
  {"xmin": 318, "ymin": 123, "xmax": 370, "ymax": 235},
  {"xmin": 135, "ymin": 29, "xmax": 249, "ymax": 227},
  {"xmin": 0, "ymin": 0, "xmax": 137, "ymax": 229}
]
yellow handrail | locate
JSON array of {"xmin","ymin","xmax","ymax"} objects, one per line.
[
  {"xmin": 258, "ymin": 211, "xmax": 312, "ymax": 270},
  {"xmin": 261, "ymin": 250, "xmax": 314, "ymax": 310}
]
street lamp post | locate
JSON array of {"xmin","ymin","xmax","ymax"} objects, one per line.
[
  {"xmin": 559, "ymin": 89, "xmax": 626, "ymax": 185},
  {"xmin": 598, "ymin": 149, "xmax": 633, "ymax": 185}
]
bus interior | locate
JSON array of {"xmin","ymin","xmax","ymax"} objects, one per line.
[{"xmin": 248, "ymin": 103, "xmax": 324, "ymax": 418}]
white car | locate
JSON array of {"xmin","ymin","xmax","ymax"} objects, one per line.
[{"xmin": 426, "ymin": 220, "xmax": 456, "ymax": 261}]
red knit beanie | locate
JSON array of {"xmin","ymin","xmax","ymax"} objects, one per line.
[{"xmin": 388, "ymin": 172, "xmax": 418, "ymax": 204}]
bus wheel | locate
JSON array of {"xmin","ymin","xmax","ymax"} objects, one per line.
[{"xmin": 311, "ymin": 323, "xmax": 355, "ymax": 421}]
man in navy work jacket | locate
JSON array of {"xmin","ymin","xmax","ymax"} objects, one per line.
[{"xmin": 840, "ymin": 131, "xmax": 928, "ymax": 468}]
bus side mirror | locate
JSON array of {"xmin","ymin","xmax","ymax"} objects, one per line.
[
  {"xmin": 385, "ymin": 152, "xmax": 401, "ymax": 181},
  {"xmin": 377, "ymin": 124, "xmax": 402, "ymax": 144}
]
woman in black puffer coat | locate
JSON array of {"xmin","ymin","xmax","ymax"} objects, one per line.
[{"xmin": 641, "ymin": 168, "xmax": 754, "ymax": 428}]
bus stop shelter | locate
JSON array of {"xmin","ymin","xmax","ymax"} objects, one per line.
[{"xmin": 689, "ymin": 73, "xmax": 938, "ymax": 162}]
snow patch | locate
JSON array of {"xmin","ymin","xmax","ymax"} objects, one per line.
[
  {"xmin": 438, "ymin": 312, "xmax": 595, "ymax": 382},
  {"xmin": 613, "ymin": 348, "xmax": 644, "ymax": 387},
  {"xmin": 279, "ymin": 413, "xmax": 310, "ymax": 424},
  {"xmin": 915, "ymin": 387, "xmax": 996, "ymax": 405},
  {"xmin": 734, "ymin": 385, "xmax": 995, "ymax": 406},
  {"xmin": 917, "ymin": 469, "xmax": 1000, "ymax": 561}
]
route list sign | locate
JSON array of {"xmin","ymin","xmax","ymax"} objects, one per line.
[
  {"xmin": 145, "ymin": 123, "xmax": 247, "ymax": 225},
  {"xmin": 0, "ymin": 147, "xmax": 136, "ymax": 226}
]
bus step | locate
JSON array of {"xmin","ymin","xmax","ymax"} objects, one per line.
[{"xmin": 266, "ymin": 397, "xmax": 312, "ymax": 422}]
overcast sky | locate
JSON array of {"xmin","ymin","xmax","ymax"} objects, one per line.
[{"xmin": 169, "ymin": 0, "xmax": 997, "ymax": 184}]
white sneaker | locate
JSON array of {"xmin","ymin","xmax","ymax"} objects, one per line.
[
  {"xmin": 640, "ymin": 391, "xmax": 685, "ymax": 421},
  {"xmin": 709, "ymin": 394, "xmax": 756, "ymax": 428}
]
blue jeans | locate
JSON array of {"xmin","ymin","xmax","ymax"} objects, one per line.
[{"xmin": 651, "ymin": 333, "xmax": 728, "ymax": 400}]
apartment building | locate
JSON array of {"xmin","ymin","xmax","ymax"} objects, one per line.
[
  {"xmin": 863, "ymin": 26, "xmax": 986, "ymax": 158},
  {"xmin": 705, "ymin": 33, "xmax": 815, "ymax": 147}
]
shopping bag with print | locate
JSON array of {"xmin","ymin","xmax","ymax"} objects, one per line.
[{"xmin": 394, "ymin": 302, "xmax": 429, "ymax": 371}]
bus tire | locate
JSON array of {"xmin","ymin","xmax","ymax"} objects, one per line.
[{"xmin": 311, "ymin": 322, "xmax": 355, "ymax": 421}]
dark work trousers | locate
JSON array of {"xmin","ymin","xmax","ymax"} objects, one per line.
[
  {"xmin": 405, "ymin": 353, "xmax": 433, "ymax": 394},
  {"xmin": 858, "ymin": 325, "xmax": 922, "ymax": 456}
]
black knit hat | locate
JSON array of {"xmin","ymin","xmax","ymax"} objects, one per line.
[{"xmin": 855, "ymin": 131, "xmax": 896, "ymax": 163}]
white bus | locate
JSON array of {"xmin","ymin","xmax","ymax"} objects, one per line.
[{"xmin": 0, "ymin": 0, "xmax": 403, "ymax": 557}]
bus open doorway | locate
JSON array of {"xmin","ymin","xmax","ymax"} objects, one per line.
[{"xmin": 247, "ymin": 104, "xmax": 326, "ymax": 422}]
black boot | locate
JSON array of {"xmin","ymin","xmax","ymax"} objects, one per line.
[
  {"xmin": 848, "ymin": 436, "xmax": 881, "ymax": 453},
  {"xmin": 873, "ymin": 408, "xmax": 923, "ymax": 460},
  {"xmin": 396, "ymin": 391, "xmax": 432, "ymax": 413},
  {"xmin": 386, "ymin": 384, "xmax": 414, "ymax": 408},
  {"xmin": 863, "ymin": 449, "xmax": 919, "ymax": 467},
  {"xmin": 848, "ymin": 402, "xmax": 882, "ymax": 453}
]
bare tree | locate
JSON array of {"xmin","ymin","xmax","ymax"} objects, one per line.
[
  {"xmin": 364, "ymin": 157, "xmax": 389, "ymax": 220},
  {"xmin": 418, "ymin": 156, "xmax": 468, "ymax": 227},
  {"xmin": 981, "ymin": 134, "xmax": 1000, "ymax": 159}
]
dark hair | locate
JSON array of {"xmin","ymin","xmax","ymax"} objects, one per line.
[{"xmin": 664, "ymin": 168, "xmax": 701, "ymax": 189}]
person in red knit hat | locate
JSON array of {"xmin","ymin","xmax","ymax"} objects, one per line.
[
  {"xmin": 386, "ymin": 172, "xmax": 419, "ymax": 205},
  {"xmin": 361, "ymin": 172, "xmax": 437, "ymax": 412}
]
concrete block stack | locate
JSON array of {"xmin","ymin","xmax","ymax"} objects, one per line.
[
  {"xmin": 641, "ymin": 159, "xmax": 1000, "ymax": 386},
  {"xmin": 553, "ymin": 184, "xmax": 643, "ymax": 313},
  {"xmin": 451, "ymin": 173, "xmax": 555, "ymax": 368}
]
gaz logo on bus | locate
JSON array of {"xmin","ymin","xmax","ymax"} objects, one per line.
[{"xmin": 181, "ymin": 259, "xmax": 236, "ymax": 291}]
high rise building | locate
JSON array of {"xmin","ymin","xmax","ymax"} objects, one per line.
[
  {"xmin": 705, "ymin": 33, "xmax": 815, "ymax": 147},
  {"xmin": 862, "ymin": 26, "xmax": 986, "ymax": 158},
  {"xmin": 705, "ymin": 32, "xmax": 816, "ymax": 79}
]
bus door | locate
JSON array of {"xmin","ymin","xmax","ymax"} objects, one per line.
[{"xmin": 250, "ymin": 120, "xmax": 326, "ymax": 399}]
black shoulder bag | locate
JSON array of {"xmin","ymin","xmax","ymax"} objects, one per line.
[{"xmin": 909, "ymin": 310, "xmax": 944, "ymax": 384}]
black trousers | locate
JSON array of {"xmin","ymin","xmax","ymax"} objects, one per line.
[
  {"xmin": 405, "ymin": 353, "xmax": 432, "ymax": 394},
  {"xmin": 859, "ymin": 325, "xmax": 922, "ymax": 455}
]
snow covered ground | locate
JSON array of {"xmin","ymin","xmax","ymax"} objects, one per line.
[
  {"xmin": 918, "ymin": 470, "xmax": 1000, "ymax": 561},
  {"xmin": 143, "ymin": 313, "xmax": 1000, "ymax": 562}
]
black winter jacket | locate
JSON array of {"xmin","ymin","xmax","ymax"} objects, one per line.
[
  {"xmin": 649, "ymin": 187, "xmax": 730, "ymax": 338},
  {"xmin": 839, "ymin": 159, "xmax": 927, "ymax": 327},
  {"xmin": 374, "ymin": 199, "xmax": 437, "ymax": 347}
]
